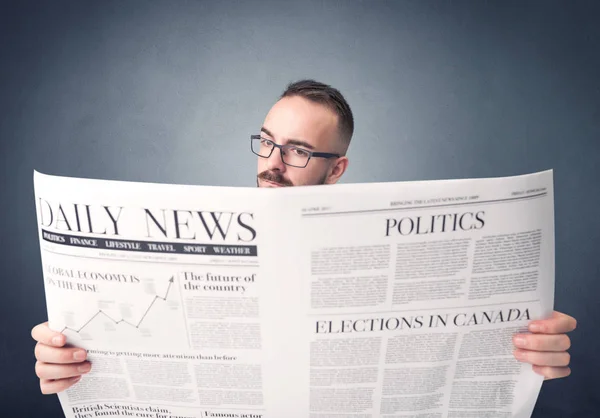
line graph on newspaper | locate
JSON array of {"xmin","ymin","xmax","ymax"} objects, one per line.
[
  {"xmin": 60, "ymin": 276, "xmax": 175, "ymax": 335},
  {"xmin": 47, "ymin": 269, "xmax": 189, "ymax": 345}
]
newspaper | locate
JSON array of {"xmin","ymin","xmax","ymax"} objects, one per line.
[{"xmin": 33, "ymin": 169, "xmax": 555, "ymax": 418}]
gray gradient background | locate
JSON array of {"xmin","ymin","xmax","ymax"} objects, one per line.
[{"xmin": 1, "ymin": 0, "xmax": 598, "ymax": 416}]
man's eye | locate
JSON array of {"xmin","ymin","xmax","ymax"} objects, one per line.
[
  {"xmin": 260, "ymin": 138, "xmax": 273, "ymax": 146},
  {"xmin": 292, "ymin": 148, "xmax": 309, "ymax": 157}
]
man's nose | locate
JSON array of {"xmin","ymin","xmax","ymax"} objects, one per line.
[{"xmin": 267, "ymin": 148, "xmax": 286, "ymax": 172}]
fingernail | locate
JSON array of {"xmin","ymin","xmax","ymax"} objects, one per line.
[
  {"xmin": 52, "ymin": 336, "xmax": 63, "ymax": 345},
  {"xmin": 78, "ymin": 363, "xmax": 91, "ymax": 373},
  {"xmin": 514, "ymin": 337, "xmax": 527, "ymax": 348},
  {"xmin": 73, "ymin": 350, "xmax": 86, "ymax": 361},
  {"xmin": 514, "ymin": 350, "xmax": 526, "ymax": 361},
  {"xmin": 71, "ymin": 375, "xmax": 82, "ymax": 383},
  {"xmin": 529, "ymin": 323, "xmax": 543, "ymax": 333}
]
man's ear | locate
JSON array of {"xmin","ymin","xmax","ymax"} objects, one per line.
[{"xmin": 325, "ymin": 157, "xmax": 349, "ymax": 184}]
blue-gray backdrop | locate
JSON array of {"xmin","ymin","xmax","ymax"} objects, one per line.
[{"xmin": 1, "ymin": 1, "xmax": 598, "ymax": 416}]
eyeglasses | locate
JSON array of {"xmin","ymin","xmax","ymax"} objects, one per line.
[{"xmin": 250, "ymin": 135, "xmax": 340, "ymax": 168}]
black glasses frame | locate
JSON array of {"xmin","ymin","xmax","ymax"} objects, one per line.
[{"xmin": 250, "ymin": 135, "xmax": 340, "ymax": 168}]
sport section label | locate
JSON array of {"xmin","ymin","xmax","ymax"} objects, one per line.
[{"xmin": 41, "ymin": 229, "xmax": 257, "ymax": 256}]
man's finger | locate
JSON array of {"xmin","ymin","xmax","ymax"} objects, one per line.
[
  {"xmin": 529, "ymin": 311, "xmax": 577, "ymax": 334},
  {"xmin": 34, "ymin": 343, "xmax": 87, "ymax": 364},
  {"xmin": 513, "ymin": 333, "xmax": 571, "ymax": 352},
  {"xmin": 40, "ymin": 376, "xmax": 81, "ymax": 395},
  {"xmin": 532, "ymin": 365, "xmax": 571, "ymax": 380},
  {"xmin": 514, "ymin": 349, "xmax": 571, "ymax": 367},
  {"xmin": 31, "ymin": 322, "xmax": 66, "ymax": 347},
  {"xmin": 35, "ymin": 360, "xmax": 91, "ymax": 380}
]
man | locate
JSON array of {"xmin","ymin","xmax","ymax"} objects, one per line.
[{"xmin": 31, "ymin": 79, "xmax": 576, "ymax": 394}]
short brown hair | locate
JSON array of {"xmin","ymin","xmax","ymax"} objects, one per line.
[{"xmin": 281, "ymin": 79, "xmax": 354, "ymax": 146}]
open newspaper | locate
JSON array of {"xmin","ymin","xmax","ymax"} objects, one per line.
[{"xmin": 33, "ymin": 170, "xmax": 555, "ymax": 418}]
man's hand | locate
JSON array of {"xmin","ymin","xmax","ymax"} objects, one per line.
[
  {"xmin": 513, "ymin": 311, "xmax": 576, "ymax": 380},
  {"xmin": 31, "ymin": 322, "xmax": 91, "ymax": 394}
]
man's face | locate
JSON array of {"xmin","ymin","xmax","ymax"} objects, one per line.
[{"xmin": 256, "ymin": 96, "xmax": 347, "ymax": 188}]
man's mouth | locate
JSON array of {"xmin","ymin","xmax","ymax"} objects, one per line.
[{"xmin": 260, "ymin": 178, "xmax": 290, "ymax": 188}]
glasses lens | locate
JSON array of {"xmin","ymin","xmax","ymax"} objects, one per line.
[
  {"xmin": 281, "ymin": 146, "xmax": 310, "ymax": 168},
  {"xmin": 252, "ymin": 137, "xmax": 274, "ymax": 157}
]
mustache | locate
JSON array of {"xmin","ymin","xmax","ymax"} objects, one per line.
[{"xmin": 257, "ymin": 170, "xmax": 294, "ymax": 187}]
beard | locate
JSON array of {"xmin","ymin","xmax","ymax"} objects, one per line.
[{"xmin": 256, "ymin": 170, "xmax": 328, "ymax": 187}]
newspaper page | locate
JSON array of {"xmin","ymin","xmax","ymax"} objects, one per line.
[
  {"xmin": 265, "ymin": 169, "xmax": 554, "ymax": 418},
  {"xmin": 34, "ymin": 171, "xmax": 276, "ymax": 418},
  {"xmin": 33, "ymin": 170, "xmax": 554, "ymax": 418}
]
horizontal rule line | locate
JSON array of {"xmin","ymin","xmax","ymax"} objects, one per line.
[
  {"xmin": 302, "ymin": 192, "xmax": 547, "ymax": 217},
  {"xmin": 41, "ymin": 248, "xmax": 259, "ymax": 267},
  {"xmin": 40, "ymin": 229, "xmax": 257, "ymax": 257}
]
